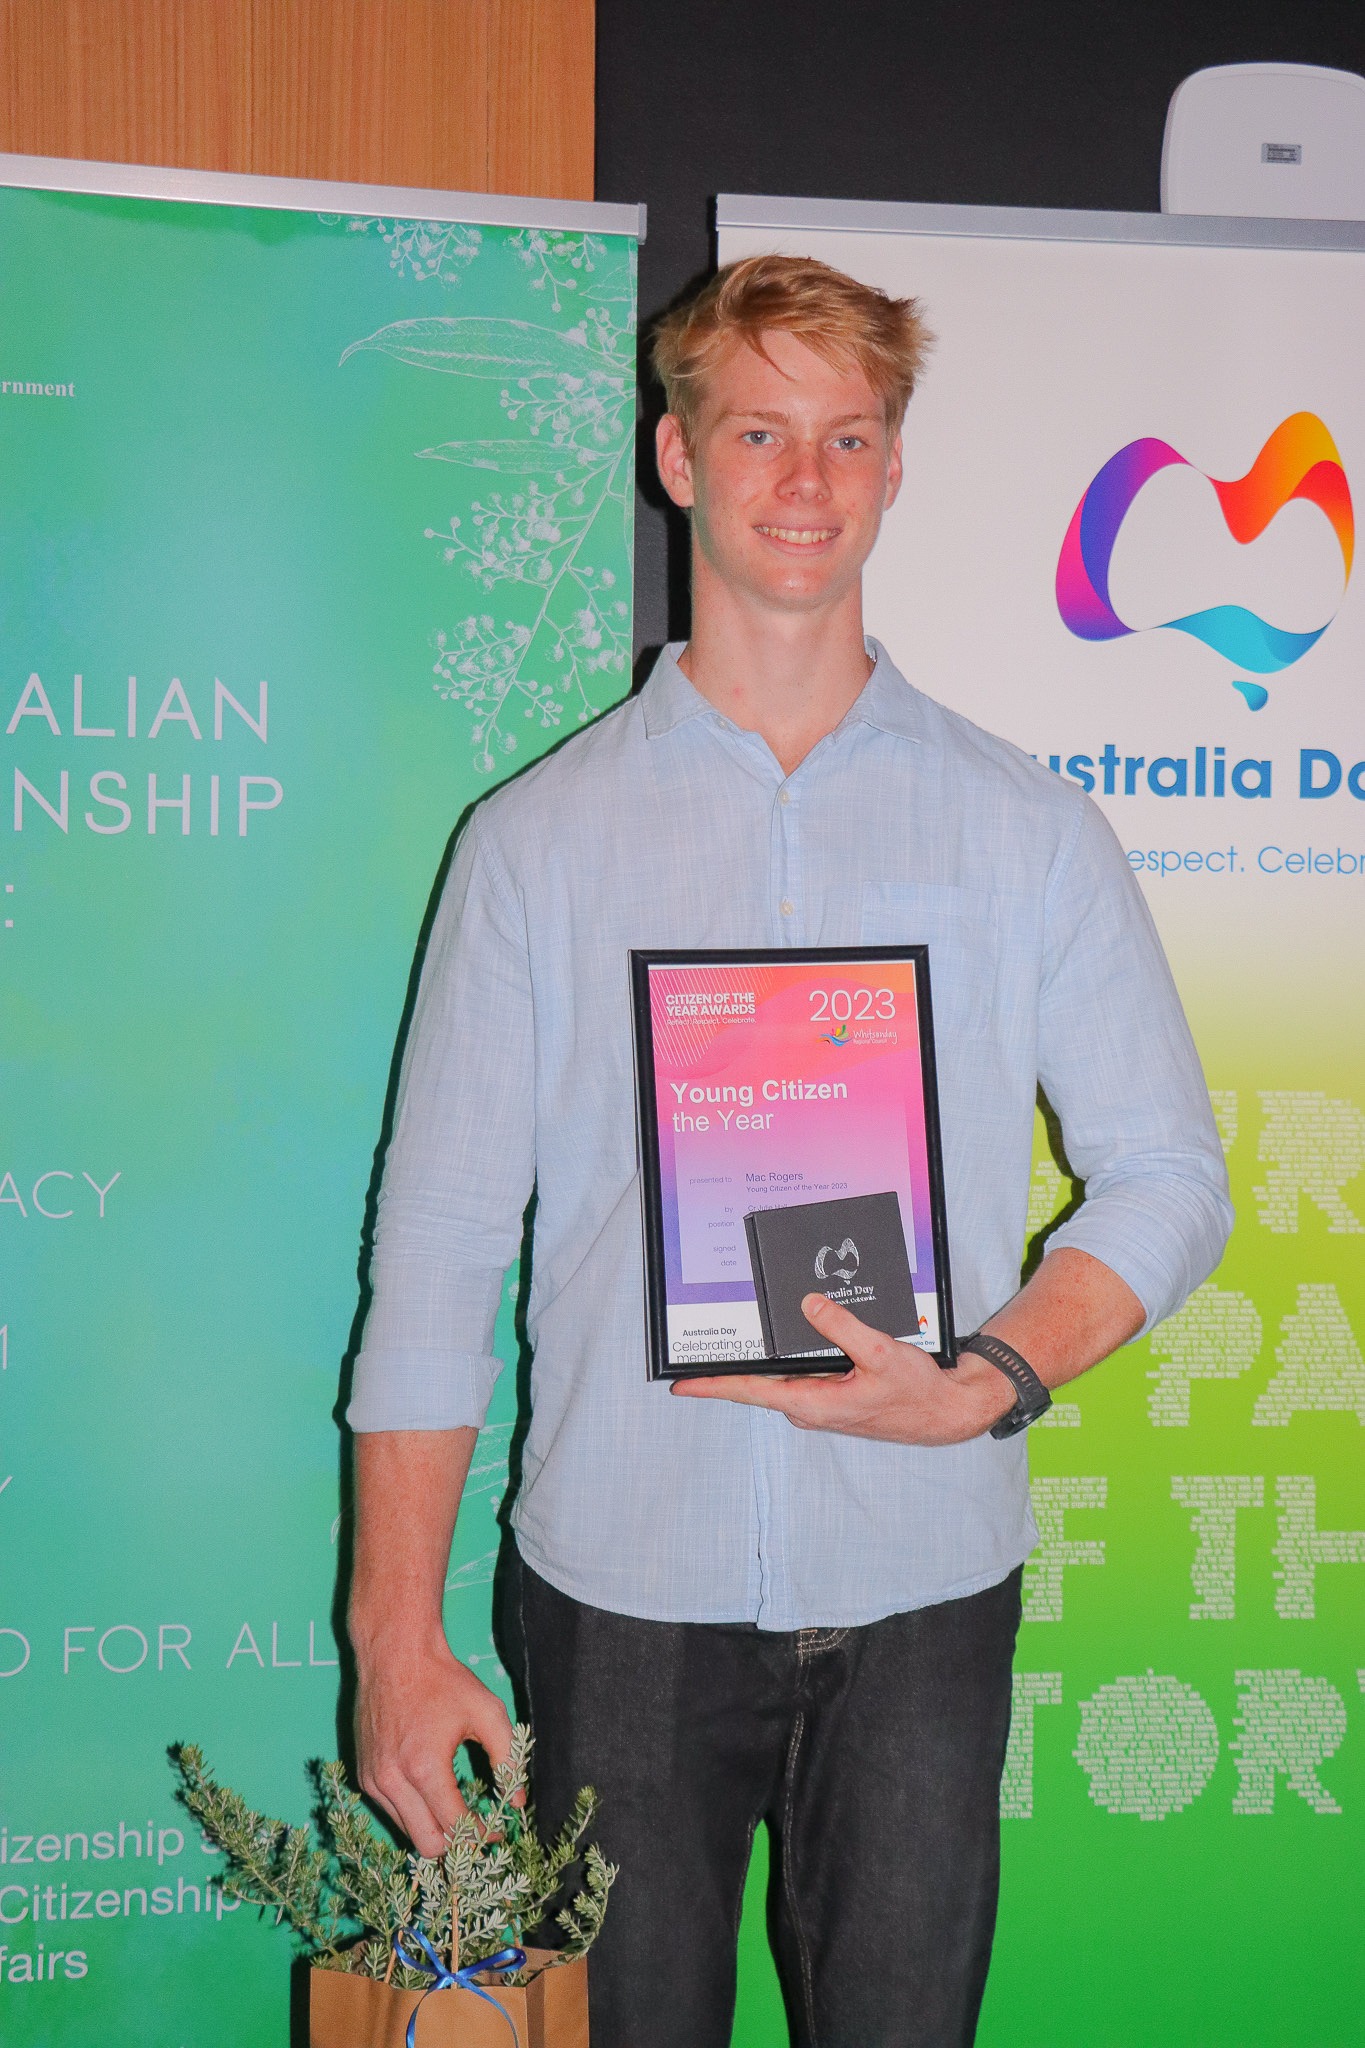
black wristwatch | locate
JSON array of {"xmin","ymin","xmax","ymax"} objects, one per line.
[{"xmin": 959, "ymin": 1332, "xmax": 1053, "ymax": 1439}]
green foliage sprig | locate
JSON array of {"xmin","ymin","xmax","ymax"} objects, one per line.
[{"xmin": 172, "ymin": 1727, "xmax": 616, "ymax": 1990}]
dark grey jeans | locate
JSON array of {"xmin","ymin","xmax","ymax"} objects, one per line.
[{"xmin": 500, "ymin": 1549, "xmax": 1023, "ymax": 2048}]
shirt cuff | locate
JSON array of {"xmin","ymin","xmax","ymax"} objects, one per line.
[
  {"xmin": 1045, "ymin": 1175, "xmax": 1234, "ymax": 1336},
  {"xmin": 346, "ymin": 1347, "xmax": 504, "ymax": 1431}
]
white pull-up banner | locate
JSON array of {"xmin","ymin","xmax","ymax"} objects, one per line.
[{"xmin": 720, "ymin": 195, "xmax": 1365, "ymax": 2048}]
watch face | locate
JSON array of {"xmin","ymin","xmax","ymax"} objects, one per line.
[{"xmin": 990, "ymin": 1400, "xmax": 1027, "ymax": 1440}]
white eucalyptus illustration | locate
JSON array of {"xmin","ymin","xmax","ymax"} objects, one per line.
[
  {"xmin": 318, "ymin": 213, "xmax": 483, "ymax": 285},
  {"xmin": 338, "ymin": 225, "xmax": 635, "ymax": 770},
  {"xmin": 510, "ymin": 225, "xmax": 620, "ymax": 312}
]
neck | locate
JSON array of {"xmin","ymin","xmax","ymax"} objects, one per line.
[{"xmin": 677, "ymin": 552, "xmax": 873, "ymax": 775}]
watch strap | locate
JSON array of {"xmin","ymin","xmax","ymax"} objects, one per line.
[{"xmin": 960, "ymin": 1331, "xmax": 1053, "ymax": 1439}]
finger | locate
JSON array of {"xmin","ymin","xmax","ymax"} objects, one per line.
[
  {"xmin": 801, "ymin": 1292, "xmax": 897, "ymax": 1369},
  {"xmin": 672, "ymin": 1373, "xmax": 815, "ymax": 1414},
  {"xmin": 356, "ymin": 1771, "xmax": 408, "ymax": 1841},
  {"xmin": 461, "ymin": 1689, "xmax": 524, "ymax": 1807},
  {"xmin": 357, "ymin": 1722, "xmax": 443, "ymax": 1837},
  {"xmin": 401, "ymin": 1740, "xmax": 487, "ymax": 1847},
  {"xmin": 673, "ymin": 1372, "xmax": 866, "ymax": 1434},
  {"xmin": 367, "ymin": 1762, "xmax": 455, "ymax": 1857},
  {"xmin": 365, "ymin": 1713, "xmax": 472, "ymax": 1847},
  {"xmin": 411, "ymin": 1703, "xmax": 516, "ymax": 1836},
  {"xmin": 463, "ymin": 1686, "xmax": 516, "ymax": 1768}
]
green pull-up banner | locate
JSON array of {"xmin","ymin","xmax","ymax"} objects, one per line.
[{"xmin": 0, "ymin": 158, "xmax": 638, "ymax": 2043}]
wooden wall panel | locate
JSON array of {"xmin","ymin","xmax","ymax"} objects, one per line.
[
  {"xmin": 489, "ymin": 0, "xmax": 594, "ymax": 202},
  {"xmin": 0, "ymin": 0, "xmax": 593, "ymax": 199},
  {"xmin": 249, "ymin": 1, "xmax": 494, "ymax": 192},
  {"xmin": 0, "ymin": 0, "xmax": 250, "ymax": 175}
]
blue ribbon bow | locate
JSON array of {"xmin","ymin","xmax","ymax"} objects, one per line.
[{"xmin": 393, "ymin": 1925, "xmax": 528, "ymax": 2047}]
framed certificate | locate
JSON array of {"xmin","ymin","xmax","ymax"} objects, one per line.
[{"xmin": 630, "ymin": 947, "xmax": 956, "ymax": 1379}]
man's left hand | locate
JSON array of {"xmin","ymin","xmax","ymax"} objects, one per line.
[{"xmin": 671, "ymin": 1292, "xmax": 1018, "ymax": 1444}]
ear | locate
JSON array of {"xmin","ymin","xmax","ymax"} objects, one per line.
[
  {"xmin": 656, "ymin": 413, "xmax": 696, "ymax": 509},
  {"xmin": 883, "ymin": 429, "xmax": 904, "ymax": 512}
]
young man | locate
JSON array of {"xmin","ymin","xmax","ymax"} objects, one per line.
[{"xmin": 347, "ymin": 257, "xmax": 1231, "ymax": 2047}]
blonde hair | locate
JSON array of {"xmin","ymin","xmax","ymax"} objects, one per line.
[{"xmin": 651, "ymin": 254, "xmax": 933, "ymax": 448}]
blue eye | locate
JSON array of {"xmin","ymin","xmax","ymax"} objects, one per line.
[{"xmin": 742, "ymin": 430, "xmax": 772, "ymax": 445}]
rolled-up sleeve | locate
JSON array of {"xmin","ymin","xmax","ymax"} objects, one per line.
[
  {"xmin": 347, "ymin": 811, "xmax": 535, "ymax": 1430},
  {"xmin": 1036, "ymin": 797, "xmax": 1233, "ymax": 1332}
]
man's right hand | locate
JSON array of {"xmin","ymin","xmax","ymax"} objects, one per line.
[
  {"xmin": 349, "ymin": 1427, "xmax": 509, "ymax": 1859},
  {"xmin": 353, "ymin": 1626, "xmax": 514, "ymax": 1857}
]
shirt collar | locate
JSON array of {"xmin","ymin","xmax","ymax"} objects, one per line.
[
  {"xmin": 639, "ymin": 636, "xmax": 926, "ymax": 746},
  {"xmin": 843, "ymin": 639, "xmax": 927, "ymax": 743},
  {"xmin": 639, "ymin": 642, "xmax": 711, "ymax": 737}
]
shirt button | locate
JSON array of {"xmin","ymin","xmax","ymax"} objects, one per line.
[
  {"xmin": 778, "ymin": 787, "xmax": 791, "ymax": 805},
  {"xmin": 779, "ymin": 898, "xmax": 795, "ymax": 917}
]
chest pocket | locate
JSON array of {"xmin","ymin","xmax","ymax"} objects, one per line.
[{"xmin": 860, "ymin": 882, "xmax": 999, "ymax": 1041}]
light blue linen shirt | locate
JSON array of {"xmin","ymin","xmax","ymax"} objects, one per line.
[{"xmin": 349, "ymin": 642, "xmax": 1232, "ymax": 1630}]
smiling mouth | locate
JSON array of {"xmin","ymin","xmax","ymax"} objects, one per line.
[{"xmin": 754, "ymin": 524, "xmax": 840, "ymax": 546}]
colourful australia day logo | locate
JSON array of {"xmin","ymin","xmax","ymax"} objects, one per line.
[{"xmin": 1055, "ymin": 411, "xmax": 1353, "ymax": 709}]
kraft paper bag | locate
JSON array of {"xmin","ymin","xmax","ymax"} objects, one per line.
[{"xmin": 309, "ymin": 1948, "xmax": 589, "ymax": 2048}]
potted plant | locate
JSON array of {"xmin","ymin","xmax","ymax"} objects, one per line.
[{"xmin": 174, "ymin": 1724, "xmax": 614, "ymax": 2047}]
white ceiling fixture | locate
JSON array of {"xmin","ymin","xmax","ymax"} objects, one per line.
[{"xmin": 1163, "ymin": 62, "xmax": 1365, "ymax": 219}]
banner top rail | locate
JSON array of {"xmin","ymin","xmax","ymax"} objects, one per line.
[
  {"xmin": 0, "ymin": 150, "xmax": 646, "ymax": 241},
  {"xmin": 717, "ymin": 193, "xmax": 1365, "ymax": 254}
]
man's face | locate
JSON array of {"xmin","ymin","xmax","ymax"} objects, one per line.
[{"xmin": 657, "ymin": 330, "xmax": 903, "ymax": 616}]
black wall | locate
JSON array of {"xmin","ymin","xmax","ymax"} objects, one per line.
[{"xmin": 595, "ymin": 0, "xmax": 1365, "ymax": 658}]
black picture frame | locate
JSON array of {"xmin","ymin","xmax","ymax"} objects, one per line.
[{"xmin": 630, "ymin": 945, "xmax": 957, "ymax": 1380}]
